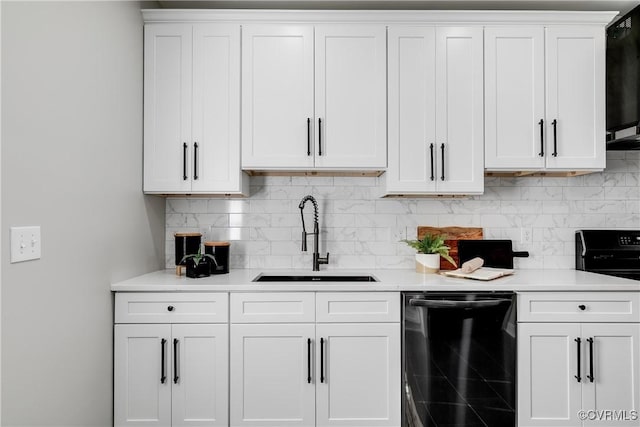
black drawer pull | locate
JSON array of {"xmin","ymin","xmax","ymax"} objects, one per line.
[
  {"xmin": 538, "ymin": 119, "xmax": 544, "ymax": 156},
  {"xmin": 307, "ymin": 118, "xmax": 311, "ymax": 156},
  {"xmin": 578, "ymin": 305, "xmax": 586, "ymax": 311},
  {"xmin": 318, "ymin": 118, "xmax": 323, "ymax": 156},
  {"xmin": 307, "ymin": 338, "xmax": 312, "ymax": 383},
  {"xmin": 173, "ymin": 338, "xmax": 179, "ymax": 384},
  {"xmin": 552, "ymin": 119, "xmax": 558, "ymax": 157},
  {"xmin": 587, "ymin": 337, "xmax": 594, "ymax": 383},
  {"xmin": 429, "ymin": 143, "xmax": 434, "ymax": 181},
  {"xmin": 167, "ymin": 306, "xmax": 175, "ymax": 312},
  {"xmin": 320, "ymin": 337, "xmax": 325, "ymax": 383},
  {"xmin": 160, "ymin": 338, "xmax": 167, "ymax": 384},
  {"xmin": 440, "ymin": 143, "xmax": 445, "ymax": 181},
  {"xmin": 193, "ymin": 142, "xmax": 199, "ymax": 180},
  {"xmin": 182, "ymin": 142, "xmax": 188, "ymax": 180},
  {"xmin": 574, "ymin": 337, "xmax": 582, "ymax": 382}
]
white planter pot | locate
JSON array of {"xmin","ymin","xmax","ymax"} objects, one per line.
[{"xmin": 415, "ymin": 253, "xmax": 440, "ymax": 274}]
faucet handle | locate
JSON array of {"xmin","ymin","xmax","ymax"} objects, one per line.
[
  {"xmin": 301, "ymin": 231, "xmax": 308, "ymax": 252},
  {"xmin": 318, "ymin": 252, "xmax": 330, "ymax": 265}
]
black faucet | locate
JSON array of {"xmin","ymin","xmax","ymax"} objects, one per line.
[{"xmin": 298, "ymin": 195, "xmax": 329, "ymax": 271}]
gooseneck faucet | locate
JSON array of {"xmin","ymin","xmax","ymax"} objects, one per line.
[{"xmin": 299, "ymin": 195, "xmax": 330, "ymax": 271}]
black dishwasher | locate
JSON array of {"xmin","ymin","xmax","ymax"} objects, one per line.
[{"xmin": 403, "ymin": 292, "xmax": 516, "ymax": 427}]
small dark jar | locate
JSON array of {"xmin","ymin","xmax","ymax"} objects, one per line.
[
  {"xmin": 174, "ymin": 233, "xmax": 202, "ymax": 266},
  {"xmin": 204, "ymin": 241, "xmax": 230, "ymax": 274}
]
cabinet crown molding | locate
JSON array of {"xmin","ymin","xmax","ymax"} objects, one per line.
[{"xmin": 142, "ymin": 9, "xmax": 618, "ymax": 25}]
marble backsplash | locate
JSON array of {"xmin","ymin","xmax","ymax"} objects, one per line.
[{"xmin": 166, "ymin": 151, "xmax": 640, "ymax": 270}]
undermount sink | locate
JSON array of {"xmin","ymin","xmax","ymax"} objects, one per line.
[{"xmin": 253, "ymin": 274, "xmax": 378, "ymax": 282}]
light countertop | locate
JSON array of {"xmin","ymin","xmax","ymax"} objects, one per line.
[{"xmin": 111, "ymin": 268, "xmax": 640, "ymax": 292}]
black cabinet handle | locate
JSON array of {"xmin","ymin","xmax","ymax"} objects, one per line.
[
  {"xmin": 167, "ymin": 306, "xmax": 174, "ymax": 312},
  {"xmin": 578, "ymin": 305, "xmax": 586, "ymax": 311},
  {"xmin": 307, "ymin": 118, "xmax": 311, "ymax": 156},
  {"xmin": 440, "ymin": 143, "xmax": 445, "ymax": 181},
  {"xmin": 538, "ymin": 119, "xmax": 544, "ymax": 156},
  {"xmin": 429, "ymin": 143, "xmax": 434, "ymax": 181},
  {"xmin": 318, "ymin": 118, "xmax": 323, "ymax": 156},
  {"xmin": 173, "ymin": 338, "xmax": 179, "ymax": 384},
  {"xmin": 320, "ymin": 337, "xmax": 325, "ymax": 383},
  {"xmin": 552, "ymin": 119, "xmax": 558, "ymax": 157},
  {"xmin": 574, "ymin": 337, "xmax": 582, "ymax": 382},
  {"xmin": 587, "ymin": 337, "xmax": 594, "ymax": 383},
  {"xmin": 193, "ymin": 142, "xmax": 199, "ymax": 180},
  {"xmin": 307, "ymin": 338, "xmax": 312, "ymax": 383},
  {"xmin": 182, "ymin": 142, "xmax": 188, "ymax": 180},
  {"xmin": 160, "ymin": 338, "xmax": 167, "ymax": 384}
]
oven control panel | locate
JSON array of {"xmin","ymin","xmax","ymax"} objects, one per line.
[{"xmin": 619, "ymin": 234, "xmax": 640, "ymax": 246}]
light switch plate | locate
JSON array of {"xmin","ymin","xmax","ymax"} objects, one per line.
[{"xmin": 10, "ymin": 226, "xmax": 41, "ymax": 263}]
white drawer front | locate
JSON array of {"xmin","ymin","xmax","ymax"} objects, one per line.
[
  {"xmin": 230, "ymin": 293, "xmax": 315, "ymax": 323},
  {"xmin": 115, "ymin": 292, "xmax": 228, "ymax": 324},
  {"xmin": 518, "ymin": 292, "xmax": 640, "ymax": 323},
  {"xmin": 316, "ymin": 292, "xmax": 400, "ymax": 323}
]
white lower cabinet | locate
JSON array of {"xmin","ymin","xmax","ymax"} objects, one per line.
[
  {"xmin": 316, "ymin": 323, "xmax": 401, "ymax": 427},
  {"xmin": 229, "ymin": 292, "xmax": 401, "ymax": 427},
  {"xmin": 230, "ymin": 323, "xmax": 316, "ymax": 426},
  {"xmin": 114, "ymin": 293, "xmax": 229, "ymax": 427},
  {"xmin": 518, "ymin": 293, "xmax": 640, "ymax": 427},
  {"xmin": 115, "ymin": 324, "xmax": 229, "ymax": 427}
]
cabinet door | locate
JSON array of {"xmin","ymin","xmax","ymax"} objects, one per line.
[
  {"xmin": 518, "ymin": 323, "xmax": 582, "ymax": 427},
  {"xmin": 316, "ymin": 323, "xmax": 401, "ymax": 427},
  {"xmin": 386, "ymin": 26, "xmax": 437, "ymax": 193},
  {"xmin": 434, "ymin": 27, "xmax": 484, "ymax": 194},
  {"xmin": 114, "ymin": 324, "xmax": 172, "ymax": 426},
  {"xmin": 172, "ymin": 324, "xmax": 229, "ymax": 427},
  {"xmin": 581, "ymin": 323, "xmax": 640, "ymax": 426},
  {"xmin": 314, "ymin": 25, "xmax": 387, "ymax": 169},
  {"xmin": 485, "ymin": 26, "xmax": 545, "ymax": 170},
  {"xmin": 191, "ymin": 24, "xmax": 244, "ymax": 194},
  {"xmin": 241, "ymin": 25, "xmax": 314, "ymax": 169},
  {"xmin": 545, "ymin": 26, "xmax": 605, "ymax": 170},
  {"xmin": 230, "ymin": 323, "xmax": 315, "ymax": 426},
  {"xmin": 144, "ymin": 24, "xmax": 193, "ymax": 193}
]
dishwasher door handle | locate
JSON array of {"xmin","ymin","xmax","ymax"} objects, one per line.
[{"xmin": 408, "ymin": 298, "xmax": 512, "ymax": 309}]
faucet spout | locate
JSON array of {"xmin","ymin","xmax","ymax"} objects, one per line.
[{"xmin": 298, "ymin": 195, "xmax": 329, "ymax": 271}]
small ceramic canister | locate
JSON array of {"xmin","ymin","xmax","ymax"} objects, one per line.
[
  {"xmin": 204, "ymin": 241, "xmax": 230, "ymax": 274},
  {"xmin": 174, "ymin": 232, "xmax": 202, "ymax": 266}
]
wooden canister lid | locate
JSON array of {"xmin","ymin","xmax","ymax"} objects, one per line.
[
  {"xmin": 174, "ymin": 232, "xmax": 202, "ymax": 237},
  {"xmin": 204, "ymin": 241, "xmax": 230, "ymax": 247}
]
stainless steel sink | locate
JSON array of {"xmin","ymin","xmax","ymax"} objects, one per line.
[{"xmin": 253, "ymin": 274, "xmax": 378, "ymax": 282}]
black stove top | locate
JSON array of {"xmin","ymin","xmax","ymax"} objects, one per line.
[{"xmin": 576, "ymin": 230, "xmax": 640, "ymax": 281}]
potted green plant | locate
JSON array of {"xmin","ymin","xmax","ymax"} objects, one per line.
[
  {"xmin": 180, "ymin": 246, "xmax": 218, "ymax": 278},
  {"xmin": 401, "ymin": 234, "xmax": 457, "ymax": 273}
]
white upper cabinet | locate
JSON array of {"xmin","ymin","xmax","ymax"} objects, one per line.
[
  {"xmin": 314, "ymin": 25, "xmax": 387, "ymax": 169},
  {"xmin": 386, "ymin": 26, "xmax": 484, "ymax": 195},
  {"xmin": 485, "ymin": 26, "xmax": 546, "ymax": 170},
  {"xmin": 144, "ymin": 24, "xmax": 192, "ymax": 193},
  {"xmin": 143, "ymin": 11, "xmax": 614, "ymax": 181},
  {"xmin": 545, "ymin": 26, "xmax": 605, "ymax": 170},
  {"xmin": 144, "ymin": 23, "xmax": 248, "ymax": 195},
  {"xmin": 241, "ymin": 25, "xmax": 315, "ymax": 169},
  {"xmin": 241, "ymin": 24, "xmax": 387, "ymax": 171},
  {"xmin": 485, "ymin": 25, "xmax": 606, "ymax": 172}
]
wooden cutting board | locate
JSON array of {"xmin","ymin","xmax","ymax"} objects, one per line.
[{"xmin": 417, "ymin": 226, "xmax": 483, "ymax": 270}]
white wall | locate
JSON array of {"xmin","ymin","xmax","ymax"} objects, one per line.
[
  {"xmin": 1, "ymin": 2, "xmax": 165, "ymax": 425},
  {"xmin": 166, "ymin": 152, "xmax": 640, "ymax": 270}
]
